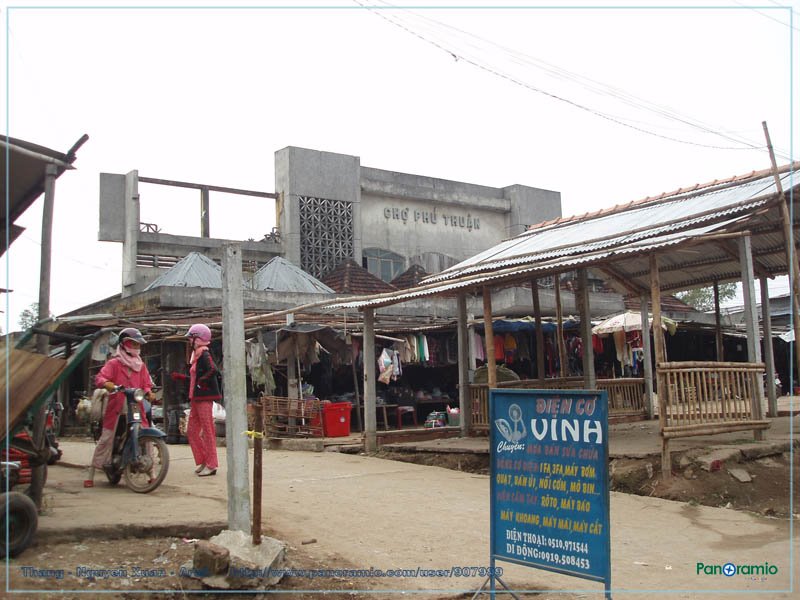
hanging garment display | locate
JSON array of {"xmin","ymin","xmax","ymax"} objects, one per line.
[{"xmin": 494, "ymin": 335, "xmax": 505, "ymax": 361}]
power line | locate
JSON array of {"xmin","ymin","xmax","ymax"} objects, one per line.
[
  {"xmin": 732, "ymin": 0, "xmax": 800, "ymax": 34},
  {"xmin": 359, "ymin": 1, "xmax": 790, "ymax": 157}
]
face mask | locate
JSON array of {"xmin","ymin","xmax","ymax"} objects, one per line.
[{"xmin": 123, "ymin": 342, "xmax": 141, "ymax": 357}]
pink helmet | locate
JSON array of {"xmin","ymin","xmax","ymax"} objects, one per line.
[{"xmin": 185, "ymin": 323, "xmax": 212, "ymax": 342}]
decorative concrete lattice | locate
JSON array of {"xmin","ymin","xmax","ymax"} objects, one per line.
[{"xmin": 299, "ymin": 196, "xmax": 354, "ymax": 279}]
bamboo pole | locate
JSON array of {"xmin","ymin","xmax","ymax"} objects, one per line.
[
  {"xmin": 483, "ymin": 287, "xmax": 497, "ymax": 388},
  {"xmin": 640, "ymin": 293, "xmax": 655, "ymax": 419},
  {"xmin": 531, "ymin": 279, "xmax": 546, "ymax": 379},
  {"xmin": 363, "ymin": 308, "xmax": 377, "ymax": 452},
  {"xmin": 650, "ymin": 253, "xmax": 671, "ymax": 478},
  {"xmin": 554, "ymin": 275, "xmax": 568, "ymax": 377},
  {"xmin": 457, "ymin": 293, "xmax": 471, "ymax": 436},
  {"xmin": 252, "ymin": 402, "xmax": 263, "ymax": 545},
  {"xmin": 714, "ymin": 282, "xmax": 724, "ymax": 361},
  {"xmin": 763, "ymin": 122, "xmax": 800, "ymax": 391}
]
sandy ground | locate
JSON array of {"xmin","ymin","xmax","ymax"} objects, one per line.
[{"xmin": 2, "ymin": 436, "xmax": 797, "ymax": 599}]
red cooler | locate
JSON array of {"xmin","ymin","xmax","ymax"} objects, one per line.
[{"xmin": 323, "ymin": 402, "xmax": 352, "ymax": 437}]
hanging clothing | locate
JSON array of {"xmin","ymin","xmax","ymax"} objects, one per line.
[
  {"xmin": 474, "ymin": 332, "xmax": 486, "ymax": 362},
  {"xmin": 494, "ymin": 335, "xmax": 505, "ymax": 361},
  {"xmin": 503, "ymin": 334, "xmax": 518, "ymax": 364},
  {"xmin": 592, "ymin": 334, "xmax": 604, "ymax": 355}
]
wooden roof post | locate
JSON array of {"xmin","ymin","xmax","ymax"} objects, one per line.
[
  {"xmin": 483, "ymin": 287, "xmax": 497, "ymax": 388},
  {"xmin": 531, "ymin": 278, "xmax": 545, "ymax": 379},
  {"xmin": 457, "ymin": 292, "xmax": 471, "ymax": 436},
  {"xmin": 760, "ymin": 277, "xmax": 778, "ymax": 417},
  {"xmin": 554, "ymin": 273, "xmax": 568, "ymax": 377},
  {"xmin": 363, "ymin": 307, "xmax": 377, "ymax": 452},
  {"xmin": 640, "ymin": 292, "xmax": 655, "ymax": 419},
  {"xmin": 650, "ymin": 253, "xmax": 670, "ymax": 479},
  {"xmin": 763, "ymin": 121, "xmax": 800, "ymax": 389},
  {"xmin": 577, "ymin": 268, "xmax": 596, "ymax": 389},
  {"xmin": 713, "ymin": 282, "xmax": 724, "ymax": 361},
  {"xmin": 739, "ymin": 234, "xmax": 765, "ymax": 440}
]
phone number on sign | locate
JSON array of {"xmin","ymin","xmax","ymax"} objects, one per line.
[{"xmin": 523, "ymin": 548, "xmax": 591, "ymax": 570}]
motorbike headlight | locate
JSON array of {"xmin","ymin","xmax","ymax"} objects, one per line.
[{"xmin": 134, "ymin": 389, "xmax": 145, "ymax": 402}]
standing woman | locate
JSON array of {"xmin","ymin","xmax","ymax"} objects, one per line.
[
  {"xmin": 85, "ymin": 328, "xmax": 155, "ymax": 488},
  {"xmin": 179, "ymin": 324, "xmax": 220, "ymax": 476}
]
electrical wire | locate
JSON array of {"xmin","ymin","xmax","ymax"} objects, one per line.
[
  {"xmin": 732, "ymin": 0, "xmax": 800, "ymax": 34},
  {"xmin": 385, "ymin": 1, "xmax": 783, "ymax": 153},
  {"xmin": 358, "ymin": 0, "xmax": 790, "ymax": 157}
]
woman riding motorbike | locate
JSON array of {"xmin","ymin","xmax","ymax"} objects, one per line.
[{"xmin": 84, "ymin": 328, "xmax": 155, "ymax": 488}]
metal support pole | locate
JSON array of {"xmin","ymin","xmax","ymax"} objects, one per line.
[
  {"xmin": 222, "ymin": 243, "xmax": 251, "ymax": 532},
  {"xmin": 363, "ymin": 308, "xmax": 377, "ymax": 452}
]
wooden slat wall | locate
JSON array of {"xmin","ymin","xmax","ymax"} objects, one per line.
[{"xmin": 659, "ymin": 361, "xmax": 766, "ymax": 430}]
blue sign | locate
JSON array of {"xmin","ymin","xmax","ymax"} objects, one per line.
[{"xmin": 490, "ymin": 389, "xmax": 611, "ymax": 586}]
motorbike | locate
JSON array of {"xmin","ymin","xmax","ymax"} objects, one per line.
[
  {"xmin": 0, "ymin": 462, "xmax": 38, "ymax": 558},
  {"xmin": 45, "ymin": 400, "xmax": 63, "ymax": 465},
  {"xmin": 92, "ymin": 386, "xmax": 170, "ymax": 493}
]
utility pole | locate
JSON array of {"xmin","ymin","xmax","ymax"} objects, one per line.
[{"xmin": 222, "ymin": 243, "xmax": 251, "ymax": 532}]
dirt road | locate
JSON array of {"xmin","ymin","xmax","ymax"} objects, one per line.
[{"xmin": 3, "ymin": 439, "xmax": 797, "ymax": 599}]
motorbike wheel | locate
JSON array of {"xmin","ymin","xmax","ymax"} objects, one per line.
[
  {"xmin": 0, "ymin": 491, "xmax": 38, "ymax": 558},
  {"xmin": 124, "ymin": 435, "xmax": 169, "ymax": 493}
]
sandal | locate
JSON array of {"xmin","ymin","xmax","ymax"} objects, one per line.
[
  {"xmin": 83, "ymin": 480, "xmax": 94, "ymax": 488},
  {"xmin": 194, "ymin": 464, "xmax": 205, "ymax": 474},
  {"xmin": 198, "ymin": 467, "xmax": 217, "ymax": 477}
]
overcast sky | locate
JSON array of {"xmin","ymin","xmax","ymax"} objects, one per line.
[{"xmin": 2, "ymin": 0, "xmax": 797, "ymax": 331}]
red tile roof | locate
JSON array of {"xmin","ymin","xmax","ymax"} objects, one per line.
[
  {"xmin": 321, "ymin": 259, "xmax": 398, "ymax": 295},
  {"xmin": 390, "ymin": 264, "xmax": 429, "ymax": 289}
]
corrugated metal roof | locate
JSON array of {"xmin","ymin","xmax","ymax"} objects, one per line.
[
  {"xmin": 144, "ymin": 251, "xmax": 222, "ymax": 290},
  {"xmin": 251, "ymin": 257, "xmax": 334, "ymax": 294},
  {"xmin": 257, "ymin": 161, "xmax": 799, "ymax": 315},
  {"xmin": 426, "ymin": 169, "xmax": 794, "ymax": 284}
]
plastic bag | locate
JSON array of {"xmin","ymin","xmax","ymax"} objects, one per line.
[
  {"xmin": 90, "ymin": 388, "xmax": 108, "ymax": 422},
  {"xmin": 213, "ymin": 401, "xmax": 226, "ymax": 422}
]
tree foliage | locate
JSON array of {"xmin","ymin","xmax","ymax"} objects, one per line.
[
  {"xmin": 675, "ymin": 283, "xmax": 737, "ymax": 312},
  {"xmin": 18, "ymin": 302, "xmax": 53, "ymax": 330}
]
